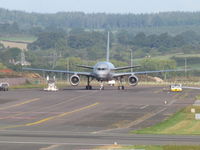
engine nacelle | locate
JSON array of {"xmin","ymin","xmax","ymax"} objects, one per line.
[
  {"xmin": 70, "ymin": 75, "xmax": 80, "ymax": 86},
  {"xmin": 128, "ymin": 75, "xmax": 138, "ymax": 86}
]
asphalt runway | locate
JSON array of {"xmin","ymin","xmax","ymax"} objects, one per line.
[{"xmin": 0, "ymin": 86, "xmax": 199, "ymax": 150}]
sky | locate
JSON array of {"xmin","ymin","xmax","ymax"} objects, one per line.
[{"xmin": 0, "ymin": 0, "xmax": 200, "ymax": 14}]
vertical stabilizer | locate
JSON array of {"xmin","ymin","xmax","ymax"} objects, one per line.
[{"xmin": 106, "ymin": 32, "xmax": 110, "ymax": 62}]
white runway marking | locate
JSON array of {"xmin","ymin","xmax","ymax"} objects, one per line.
[
  {"xmin": 93, "ymin": 107, "xmax": 167, "ymax": 134},
  {"xmin": 167, "ymin": 99, "xmax": 177, "ymax": 106},
  {"xmin": 140, "ymin": 105, "xmax": 149, "ymax": 109}
]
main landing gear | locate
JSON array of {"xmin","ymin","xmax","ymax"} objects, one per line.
[
  {"xmin": 100, "ymin": 81, "xmax": 104, "ymax": 90},
  {"xmin": 118, "ymin": 77, "xmax": 125, "ymax": 90},
  {"xmin": 86, "ymin": 76, "xmax": 92, "ymax": 90},
  {"xmin": 118, "ymin": 85, "xmax": 125, "ymax": 90},
  {"xmin": 86, "ymin": 85, "xmax": 92, "ymax": 90}
]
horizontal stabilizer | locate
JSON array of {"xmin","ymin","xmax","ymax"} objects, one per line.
[
  {"xmin": 113, "ymin": 65, "xmax": 140, "ymax": 71},
  {"xmin": 76, "ymin": 65, "xmax": 94, "ymax": 69}
]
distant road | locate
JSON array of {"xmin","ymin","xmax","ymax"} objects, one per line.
[{"xmin": 0, "ymin": 130, "xmax": 200, "ymax": 146}]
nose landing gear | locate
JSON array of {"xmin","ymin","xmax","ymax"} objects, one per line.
[
  {"xmin": 100, "ymin": 81, "xmax": 104, "ymax": 90},
  {"xmin": 118, "ymin": 77, "xmax": 125, "ymax": 90},
  {"xmin": 118, "ymin": 85, "xmax": 125, "ymax": 90}
]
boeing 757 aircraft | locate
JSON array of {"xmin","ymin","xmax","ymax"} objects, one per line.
[{"xmin": 23, "ymin": 32, "xmax": 183, "ymax": 90}]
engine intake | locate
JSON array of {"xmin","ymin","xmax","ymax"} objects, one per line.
[
  {"xmin": 70, "ymin": 75, "xmax": 80, "ymax": 86},
  {"xmin": 128, "ymin": 75, "xmax": 138, "ymax": 86}
]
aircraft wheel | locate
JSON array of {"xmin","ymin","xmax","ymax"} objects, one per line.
[
  {"xmin": 86, "ymin": 85, "xmax": 92, "ymax": 90},
  {"xmin": 118, "ymin": 86, "xmax": 125, "ymax": 90},
  {"xmin": 100, "ymin": 86, "xmax": 104, "ymax": 90}
]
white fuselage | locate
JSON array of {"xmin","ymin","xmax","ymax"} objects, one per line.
[{"xmin": 93, "ymin": 62, "xmax": 115, "ymax": 81}]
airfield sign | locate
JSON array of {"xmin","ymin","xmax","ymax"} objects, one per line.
[{"xmin": 195, "ymin": 114, "xmax": 200, "ymax": 120}]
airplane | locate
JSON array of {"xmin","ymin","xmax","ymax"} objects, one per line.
[{"xmin": 23, "ymin": 32, "xmax": 184, "ymax": 90}]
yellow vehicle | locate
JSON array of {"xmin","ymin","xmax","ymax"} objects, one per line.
[{"xmin": 170, "ymin": 84, "xmax": 182, "ymax": 92}]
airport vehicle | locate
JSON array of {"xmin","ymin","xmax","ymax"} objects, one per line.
[
  {"xmin": 0, "ymin": 82, "xmax": 9, "ymax": 91},
  {"xmin": 44, "ymin": 80, "xmax": 58, "ymax": 91},
  {"xmin": 170, "ymin": 84, "xmax": 182, "ymax": 92},
  {"xmin": 44, "ymin": 76, "xmax": 58, "ymax": 91},
  {"xmin": 108, "ymin": 80, "xmax": 115, "ymax": 86},
  {"xmin": 23, "ymin": 32, "xmax": 184, "ymax": 90}
]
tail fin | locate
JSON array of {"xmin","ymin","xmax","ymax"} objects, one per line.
[{"xmin": 106, "ymin": 32, "xmax": 110, "ymax": 62}]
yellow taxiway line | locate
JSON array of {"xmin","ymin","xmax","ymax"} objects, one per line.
[
  {"xmin": 0, "ymin": 102, "xmax": 99, "ymax": 130},
  {"xmin": 0, "ymin": 98, "xmax": 40, "ymax": 110},
  {"xmin": 40, "ymin": 144, "xmax": 61, "ymax": 150},
  {"xmin": 26, "ymin": 102, "xmax": 99, "ymax": 126}
]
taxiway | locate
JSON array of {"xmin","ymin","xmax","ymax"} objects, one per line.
[{"xmin": 0, "ymin": 86, "xmax": 198, "ymax": 149}]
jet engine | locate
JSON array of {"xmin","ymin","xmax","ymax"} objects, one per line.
[
  {"xmin": 70, "ymin": 75, "xmax": 80, "ymax": 86},
  {"xmin": 128, "ymin": 75, "xmax": 138, "ymax": 86}
]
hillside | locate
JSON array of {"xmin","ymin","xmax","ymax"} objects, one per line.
[
  {"xmin": 1, "ymin": 8, "xmax": 200, "ymax": 35},
  {"xmin": 0, "ymin": 8, "xmax": 200, "ymax": 76}
]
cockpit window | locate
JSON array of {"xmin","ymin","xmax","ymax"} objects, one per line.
[{"xmin": 97, "ymin": 68, "xmax": 107, "ymax": 71}]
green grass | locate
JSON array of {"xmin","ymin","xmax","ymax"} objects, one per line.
[
  {"xmin": 96, "ymin": 145, "xmax": 200, "ymax": 150},
  {"xmin": 134, "ymin": 53, "xmax": 177, "ymax": 62},
  {"xmin": 0, "ymin": 63, "xmax": 7, "ymax": 69},
  {"xmin": 122, "ymin": 145, "xmax": 200, "ymax": 150},
  {"xmin": 11, "ymin": 84, "xmax": 46, "ymax": 89},
  {"xmin": 0, "ymin": 35, "xmax": 37, "ymax": 43},
  {"xmin": 183, "ymin": 63, "xmax": 200, "ymax": 70},
  {"xmin": 132, "ymin": 106, "xmax": 200, "ymax": 135},
  {"xmin": 134, "ymin": 53, "xmax": 200, "ymax": 62},
  {"xmin": 196, "ymin": 95, "xmax": 200, "ymax": 100},
  {"xmin": 9, "ymin": 81, "xmax": 200, "ymax": 90},
  {"xmin": 10, "ymin": 82, "xmax": 68, "ymax": 89},
  {"xmin": 123, "ymin": 145, "xmax": 162, "ymax": 150}
]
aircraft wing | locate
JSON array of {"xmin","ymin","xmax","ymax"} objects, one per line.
[
  {"xmin": 113, "ymin": 69, "xmax": 185, "ymax": 78},
  {"xmin": 76, "ymin": 65, "xmax": 94, "ymax": 69},
  {"xmin": 22, "ymin": 67, "xmax": 93, "ymax": 76},
  {"xmin": 113, "ymin": 65, "xmax": 140, "ymax": 71}
]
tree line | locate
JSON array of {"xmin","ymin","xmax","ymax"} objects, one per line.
[
  {"xmin": 1, "ymin": 8, "xmax": 200, "ymax": 77},
  {"xmin": 2, "ymin": 29, "xmax": 200, "ymax": 68},
  {"xmin": 27, "ymin": 30, "xmax": 200, "ymax": 60},
  {"xmin": 1, "ymin": 8, "xmax": 200, "ymax": 35}
]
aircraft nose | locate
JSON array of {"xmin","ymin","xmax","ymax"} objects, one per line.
[{"xmin": 98, "ymin": 73, "xmax": 107, "ymax": 79}]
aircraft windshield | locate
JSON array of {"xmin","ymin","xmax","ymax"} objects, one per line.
[{"xmin": 97, "ymin": 68, "xmax": 107, "ymax": 71}]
